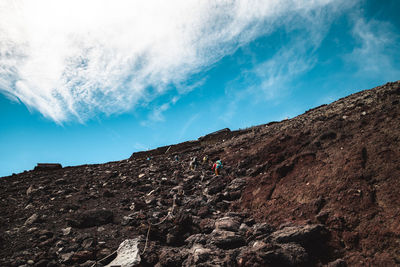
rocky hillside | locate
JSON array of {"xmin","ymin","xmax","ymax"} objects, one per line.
[{"xmin": 1, "ymin": 81, "xmax": 399, "ymax": 267}]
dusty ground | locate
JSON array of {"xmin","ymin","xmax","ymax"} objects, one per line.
[{"xmin": 0, "ymin": 81, "xmax": 399, "ymax": 266}]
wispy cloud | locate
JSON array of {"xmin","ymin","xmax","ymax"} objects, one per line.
[
  {"xmin": 246, "ymin": 41, "xmax": 316, "ymax": 101},
  {"xmin": 348, "ymin": 17, "xmax": 400, "ymax": 79},
  {"xmin": 141, "ymin": 96, "xmax": 179, "ymax": 126},
  {"xmin": 148, "ymin": 100, "xmax": 175, "ymax": 123},
  {"xmin": 222, "ymin": 1, "xmax": 353, "ymax": 121},
  {"xmin": 0, "ymin": 0, "xmax": 349, "ymax": 123}
]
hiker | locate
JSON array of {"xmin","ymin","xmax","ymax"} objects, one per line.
[
  {"xmin": 189, "ymin": 156, "xmax": 198, "ymax": 170},
  {"xmin": 212, "ymin": 159, "xmax": 223, "ymax": 176},
  {"xmin": 174, "ymin": 155, "xmax": 179, "ymax": 161},
  {"xmin": 202, "ymin": 155, "xmax": 208, "ymax": 164}
]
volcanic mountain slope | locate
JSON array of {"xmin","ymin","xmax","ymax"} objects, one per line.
[{"xmin": 0, "ymin": 81, "xmax": 399, "ymax": 267}]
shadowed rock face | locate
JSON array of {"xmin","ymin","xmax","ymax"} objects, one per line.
[{"xmin": 0, "ymin": 81, "xmax": 399, "ymax": 266}]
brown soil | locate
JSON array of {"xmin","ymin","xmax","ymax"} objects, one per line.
[{"xmin": 1, "ymin": 81, "xmax": 399, "ymax": 266}]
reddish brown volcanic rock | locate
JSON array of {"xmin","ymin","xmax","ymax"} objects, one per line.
[{"xmin": 1, "ymin": 81, "xmax": 399, "ymax": 266}]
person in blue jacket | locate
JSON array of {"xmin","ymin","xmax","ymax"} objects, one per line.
[{"xmin": 212, "ymin": 159, "xmax": 222, "ymax": 176}]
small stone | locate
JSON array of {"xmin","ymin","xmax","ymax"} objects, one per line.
[
  {"xmin": 27, "ymin": 227, "xmax": 38, "ymax": 233},
  {"xmin": 38, "ymin": 229, "xmax": 53, "ymax": 237},
  {"xmin": 26, "ymin": 185, "xmax": 35, "ymax": 196},
  {"xmin": 60, "ymin": 252, "xmax": 74, "ymax": 263},
  {"xmin": 138, "ymin": 173, "xmax": 145, "ymax": 178},
  {"xmin": 25, "ymin": 204, "xmax": 34, "ymax": 210},
  {"xmin": 27, "ymin": 259, "xmax": 34, "ymax": 265},
  {"xmin": 191, "ymin": 244, "xmax": 211, "ymax": 264},
  {"xmin": 121, "ymin": 215, "xmax": 135, "ymax": 226},
  {"xmin": 24, "ymin": 213, "xmax": 39, "ymax": 226},
  {"xmin": 252, "ymin": 240, "xmax": 267, "ymax": 249},
  {"xmin": 81, "ymin": 238, "xmax": 94, "ymax": 249},
  {"xmin": 239, "ymin": 223, "xmax": 249, "ymax": 233},
  {"xmin": 62, "ymin": 227, "xmax": 72, "ymax": 236}
]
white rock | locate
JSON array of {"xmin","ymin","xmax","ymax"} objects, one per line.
[
  {"xmin": 252, "ymin": 241, "xmax": 267, "ymax": 249},
  {"xmin": 62, "ymin": 227, "xmax": 71, "ymax": 236},
  {"xmin": 106, "ymin": 239, "xmax": 141, "ymax": 267}
]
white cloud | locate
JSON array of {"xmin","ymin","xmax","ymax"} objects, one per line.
[
  {"xmin": 0, "ymin": 0, "xmax": 346, "ymax": 123},
  {"xmin": 220, "ymin": 1, "xmax": 358, "ymax": 123},
  {"xmin": 238, "ymin": 0, "xmax": 355, "ymax": 99},
  {"xmin": 148, "ymin": 102, "xmax": 172, "ymax": 123},
  {"xmin": 140, "ymin": 95, "xmax": 180, "ymax": 126},
  {"xmin": 250, "ymin": 42, "xmax": 316, "ymax": 101},
  {"xmin": 348, "ymin": 17, "xmax": 400, "ymax": 79}
]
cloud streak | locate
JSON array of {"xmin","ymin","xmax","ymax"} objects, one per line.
[
  {"xmin": 348, "ymin": 17, "xmax": 400, "ymax": 79},
  {"xmin": 0, "ymin": 0, "xmax": 348, "ymax": 122}
]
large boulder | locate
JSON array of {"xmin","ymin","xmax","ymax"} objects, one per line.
[
  {"xmin": 106, "ymin": 239, "xmax": 141, "ymax": 267},
  {"xmin": 237, "ymin": 241, "xmax": 309, "ymax": 267},
  {"xmin": 215, "ymin": 216, "xmax": 240, "ymax": 232},
  {"xmin": 210, "ymin": 229, "xmax": 246, "ymax": 249},
  {"xmin": 186, "ymin": 244, "xmax": 212, "ymax": 265},
  {"xmin": 269, "ymin": 224, "xmax": 328, "ymax": 247}
]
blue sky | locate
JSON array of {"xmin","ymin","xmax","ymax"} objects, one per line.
[{"xmin": 1, "ymin": 0, "xmax": 399, "ymax": 177}]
